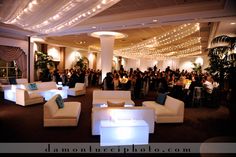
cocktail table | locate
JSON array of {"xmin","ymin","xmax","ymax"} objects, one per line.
[{"xmin": 100, "ymin": 120, "xmax": 149, "ymax": 146}]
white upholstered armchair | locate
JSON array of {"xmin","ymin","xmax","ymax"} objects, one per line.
[{"xmin": 44, "ymin": 94, "xmax": 81, "ymax": 127}]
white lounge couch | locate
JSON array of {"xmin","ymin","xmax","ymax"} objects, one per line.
[
  {"xmin": 142, "ymin": 96, "xmax": 184, "ymax": 123},
  {"xmin": 1, "ymin": 78, "xmax": 28, "ymax": 90},
  {"xmin": 91, "ymin": 106, "xmax": 155, "ymax": 135},
  {"xmin": 67, "ymin": 83, "xmax": 86, "ymax": 96},
  {"xmin": 44, "ymin": 94, "xmax": 81, "ymax": 127},
  {"xmin": 93, "ymin": 90, "xmax": 135, "ymax": 107},
  {"xmin": 15, "ymin": 88, "xmax": 44, "ymax": 106},
  {"xmin": 5, "ymin": 81, "xmax": 67, "ymax": 102}
]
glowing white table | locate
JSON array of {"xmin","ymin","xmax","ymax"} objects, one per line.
[
  {"xmin": 38, "ymin": 88, "xmax": 68, "ymax": 101},
  {"xmin": 100, "ymin": 120, "xmax": 149, "ymax": 146}
]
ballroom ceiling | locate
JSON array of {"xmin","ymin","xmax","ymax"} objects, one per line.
[{"xmin": 0, "ymin": 0, "xmax": 236, "ymax": 59}]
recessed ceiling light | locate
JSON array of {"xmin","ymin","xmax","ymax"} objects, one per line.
[
  {"xmin": 90, "ymin": 31, "xmax": 127, "ymax": 39},
  {"xmin": 102, "ymin": 0, "xmax": 107, "ymax": 4},
  {"xmin": 230, "ymin": 22, "xmax": 235, "ymax": 25},
  {"xmin": 153, "ymin": 19, "xmax": 158, "ymax": 22},
  {"xmin": 141, "ymin": 23, "xmax": 145, "ymax": 25},
  {"xmin": 92, "ymin": 26, "xmax": 96, "ymax": 29}
]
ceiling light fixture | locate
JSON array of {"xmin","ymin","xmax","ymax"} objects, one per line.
[{"xmin": 90, "ymin": 31, "xmax": 127, "ymax": 39}]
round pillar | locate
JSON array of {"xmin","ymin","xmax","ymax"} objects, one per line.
[
  {"xmin": 90, "ymin": 31, "xmax": 127, "ymax": 80},
  {"xmin": 100, "ymin": 35, "xmax": 115, "ymax": 80}
]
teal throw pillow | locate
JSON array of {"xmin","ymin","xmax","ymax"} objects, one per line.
[
  {"xmin": 55, "ymin": 95, "xmax": 64, "ymax": 109},
  {"xmin": 156, "ymin": 92, "xmax": 167, "ymax": 105},
  {"xmin": 28, "ymin": 83, "xmax": 38, "ymax": 90}
]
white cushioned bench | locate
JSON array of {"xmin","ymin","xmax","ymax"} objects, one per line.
[
  {"xmin": 142, "ymin": 96, "xmax": 184, "ymax": 123},
  {"xmin": 93, "ymin": 90, "xmax": 135, "ymax": 107}
]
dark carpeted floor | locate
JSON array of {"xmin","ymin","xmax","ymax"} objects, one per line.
[{"xmin": 0, "ymin": 87, "xmax": 236, "ymax": 156}]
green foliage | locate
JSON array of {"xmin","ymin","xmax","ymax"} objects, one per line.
[
  {"xmin": 75, "ymin": 56, "xmax": 88, "ymax": 70},
  {"xmin": 35, "ymin": 51, "xmax": 54, "ymax": 72},
  {"xmin": 35, "ymin": 51, "xmax": 55, "ymax": 81},
  {"xmin": 205, "ymin": 35, "xmax": 236, "ymax": 82},
  {"xmin": 192, "ymin": 62, "xmax": 202, "ymax": 74}
]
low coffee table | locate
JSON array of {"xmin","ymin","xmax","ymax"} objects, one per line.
[
  {"xmin": 38, "ymin": 89, "xmax": 68, "ymax": 101},
  {"xmin": 100, "ymin": 120, "xmax": 149, "ymax": 146}
]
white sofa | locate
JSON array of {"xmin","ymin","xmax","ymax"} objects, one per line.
[
  {"xmin": 15, "ymin": 88, "xmax": 44, "ymax": 106},
  {"xmin": 142, "ymin": 96, "xmax": 184, "ymax": 123},
  {"xmin": 5, "ymin": 81, "xmax": 68, "ymax": 102},
  {"xmin": 93, "ymin": 90, "xmax": 135, "ymax": 107},
  {"xmin": 67, "ymin": 83, "xmax": 86, "ymax": 96},
  {"xmin": 44, "ymin": 94, "xmax": 81, "ymax": 127},
  {"xmin": 91, "ymin": 106, "xmax": 155, "ymax": 135},
  {"xmin": 1, "ymin": 78, "xmax": 28, "ymax": 90},
  {"xmin": 16, "ymin": 78, "xmax": 28, "ymax": 84}
]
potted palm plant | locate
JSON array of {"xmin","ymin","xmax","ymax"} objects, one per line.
[
  {"xmin": 75, "ymin": 56, "xmax": 89, "ymax": 70},
  {"xmin": 206, "ymin": 35, "xmax": 236, "ymax": 119},
  {"xmin": 35, "ymin": 51, "xmax": 55, "ymax": 81},
  {"xmin": 192, "ymin": 62, "xmax": 202, "ymax": 74}
]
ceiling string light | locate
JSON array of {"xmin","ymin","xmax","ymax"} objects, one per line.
[
  {"xmin": 3, "ymin": 0, "xmax": 120, "ymax": 34},
  {"xmin": 114, "ymin": 23, "xmax": 201, "ymax": 59},
  {"xmin": 5, "ymin": 0, "xmax": 39, "ymax": 26}
]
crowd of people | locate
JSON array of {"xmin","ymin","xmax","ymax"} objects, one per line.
[
  {"xmin": 50, "ymin": 68, "xmax": 102, "ymax": 88},
  {"xmin": 46, "ymin": 65, "xmax": 220, "ymax": 107},
  {"xmin": 102, "ymin": 66, "xmax": 219, "ymax": 101}
]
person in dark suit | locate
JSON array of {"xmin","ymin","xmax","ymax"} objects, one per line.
[{"xmin": 104, "ymin": 72, "xmax": 114, "ymax": 90}]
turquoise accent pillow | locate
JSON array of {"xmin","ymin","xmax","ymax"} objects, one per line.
[
  {"xmin": 156, "ymin": 92, "xmax": 167, "ymax": 105},
  {"xmin": 28, "ymin": 83, "xmax": 38, "ymax": 90},
  {"xmin": 55, "ymin": 95, "xmax": 64, "ymax": 108}
]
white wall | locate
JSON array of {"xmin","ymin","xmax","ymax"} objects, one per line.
[
  {"xmin": 96, "ymin": 53, "xmax": 101, "ymax": 70},
  {"xmin": 160, "ymin": 59, "xmax": 180, "ymax": 71},
  {"xmin": 124, "ymin": 58, "xmax": 159, "ymax": 71},
  {"xmin": 88, "ymin": 52, "xmax": 96, "ymax": 69},
  {"xmin": 48, "ymin": 45, "xmax": 60, "ymax": 61},
  {"xmin": 124, "ymin": 55, "xmax": 209, "ymax": 72},
  {"xmin": 65, "ymin": 47, "xmax": 88, "ymax": 69},
  {"xmin": 139, "ymin": 59, "xmax": 158, "ymax": 71},
  {"xmin": 125, "ymin": 58, "xmax": 140, "ymax": 71},
  {"xmin": 178, "ymin": 55, "xmax": 209, "ymax": 72}
]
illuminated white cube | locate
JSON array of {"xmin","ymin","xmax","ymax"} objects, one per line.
[{"xmin": 100, "ymin": 120, "xmax": 149, "ymax": 146}]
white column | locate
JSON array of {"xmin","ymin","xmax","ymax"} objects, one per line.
[{"xmin": 100, "ymin": 35, "xmax": 115, "ymax": 80}]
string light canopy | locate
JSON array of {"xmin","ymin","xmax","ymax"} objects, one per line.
[
  {"xmin": 1, "ymin": 0, "xmax": 120, "ymax": 35},
  {"xmin": 114, "ymin": 23, "xmax": 201, "ymax": 60}
]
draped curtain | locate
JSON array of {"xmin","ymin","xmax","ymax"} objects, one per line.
[
  {"xmin": 0, "ymin": 45, "xmax": 27, "ymax": 78},
  {"xmin": 0, "ymin": 0, "xmax": 120, "ymax": 35}
]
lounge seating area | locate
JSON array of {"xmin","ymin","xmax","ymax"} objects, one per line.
[
  {"xmin": 0, "ymin": 0, "xmax": 235, "ymax": 155},
  {"xmin": 0, "ymin": 85, "xmax": 235, "ymax": 157}
]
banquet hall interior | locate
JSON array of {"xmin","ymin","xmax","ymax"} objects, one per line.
[{"xmin": 0, "ymin": 0, "xmax": 236, "ymax": 156}]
